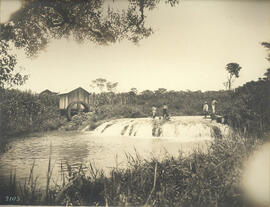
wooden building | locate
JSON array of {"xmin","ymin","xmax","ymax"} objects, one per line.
[
  {"xmin": 39, "ymin": 89, "xmax": 58, "ymax": 96},
  {"xmin": 59, "ymin": 87, "xmax": 90, "ymax": 110}
]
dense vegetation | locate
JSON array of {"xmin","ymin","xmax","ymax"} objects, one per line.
[
  {"xmin": 90, "ymin": 90, "xmax": 230, "ymax": 116},
  {"xmin": 85, "ymin": 78, "xmax": 270, "ymax": 138},
  {"xmin": 224, "ymin": 79, "xmax": 270, "ymax": 137},
  {"xmin": 1, "ymin": 77, "xmax": 269, "ymax": 143},
  {"xmin": 0, "ymin": 89, "xmax": 65, "ymax": 151}
]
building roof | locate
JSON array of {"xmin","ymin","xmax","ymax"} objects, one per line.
[
  {"xmin": 58, "ymin": 87, "xmax": 90, "ymax": 96},
  {"xmin": 40, "ymin": 89, "xmax": 58, "ymax": 95}
]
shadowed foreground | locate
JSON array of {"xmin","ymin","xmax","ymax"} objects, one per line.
[{"xmin": 0, "ymin": 134, "xmax": 261, "ymax": 207}]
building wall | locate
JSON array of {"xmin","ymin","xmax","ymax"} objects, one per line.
[
  {"xmin": 59, "ymin": 95, "xmax": 69, "ymax": 109},
  {"xmin": 59, "ymin": 88, "xmax": 90, "ymax": 109}
]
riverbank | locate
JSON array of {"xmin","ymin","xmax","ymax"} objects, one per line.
[
  {"xmin": 0, "ymin": 134, "xmax": 262, "ymax": 206},
  {"xmin": 0, "ymin": 88, "xmax": 67, "ymax": 153}
]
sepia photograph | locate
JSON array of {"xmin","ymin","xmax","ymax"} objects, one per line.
[{"xmin": 0, "ymin": 0, "xmax": 269, "ymax": 206}]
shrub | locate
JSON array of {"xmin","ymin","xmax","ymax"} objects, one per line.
[{"xmin": 60, "ymin": 112, "xmax": 93, "ymax": 131}]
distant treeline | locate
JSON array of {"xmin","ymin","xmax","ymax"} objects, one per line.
[
  {"xmin": 90, "ymin": 79, "xmax": 270, "ymax": 138},
  {"xmin": 0, "ymin": 78, "xmax": 269, "ymax": 141},
  {"xmin": 90, "ymin": 90, "xmax": 230, "ymax": 116}
]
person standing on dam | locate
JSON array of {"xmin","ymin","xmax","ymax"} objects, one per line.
[
  {"xmin": 211, "ymin": 99, "xmax": 218, "ymax": 114},
  {"xmin": 152, "ymin": 106, "xmax": 157, "ymax": 118},
  {"xmin": 162, "ymin": 104, "xmax": 169, "ymax": 120},
  {"xmin": 203, "ymin": 101, "xmax": 209, "ymax": 118}
]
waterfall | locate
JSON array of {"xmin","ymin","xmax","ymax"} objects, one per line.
[{"xmin": 93, "ymin": 116, "xmax": 230, "ymax": 141}]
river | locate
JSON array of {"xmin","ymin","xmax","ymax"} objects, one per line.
[{"xmin": 0, "ymin": 116, "xmax": 230, "ymax": 189}]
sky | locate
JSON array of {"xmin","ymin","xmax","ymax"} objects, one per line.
[{"xmin": 1, "ymin": 0, "xmax": 270, "ymax": 94}]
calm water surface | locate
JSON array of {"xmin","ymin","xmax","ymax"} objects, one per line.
[{"xmin": 0, "ymin": 129, "xmax": 209, "ymax": 188}]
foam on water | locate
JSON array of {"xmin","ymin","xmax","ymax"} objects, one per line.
[
  {"xmin": 0, "ymin": 116, "xmax": 230, "ymax": 189},
  {"xmin": 93, "ymin": 116, "xmax": 230, "ymax": 142}
]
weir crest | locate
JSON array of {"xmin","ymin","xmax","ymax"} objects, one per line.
[{"xmin": 93, "ymin": 116, "xmax": 231, "ymax": 141}]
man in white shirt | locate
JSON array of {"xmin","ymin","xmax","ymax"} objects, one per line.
[
  {"xmin": 203, "ymin": 101, "xmax": 208, "ymax": 118},
  {"xmin": 211, "ymin": 100, "xmax": 218, "ymax": 114},
  {"xmin": 152, "ymin": 106, "xmax": 157, "ymax": 118}
]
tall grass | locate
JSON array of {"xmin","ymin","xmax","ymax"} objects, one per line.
[{"xmin": 0, "ymin": 134, "xmax": 262, "ymax": 206}]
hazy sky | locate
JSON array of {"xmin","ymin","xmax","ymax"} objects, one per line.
[{"xmin": 1, "ymin": 0, "xmax": 270, "ymax": 93}]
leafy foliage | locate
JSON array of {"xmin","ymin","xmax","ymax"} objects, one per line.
[
  {"xmin": 0, "ymin": 0, "xmax": 179, "ymax": 91},
  {"xmin": 0, "ymin": 0, "xmax": 179, "ymax": 56},
  {"xmin": 0, "ymin": 41, "xmax": 28, "ymax": 88}
]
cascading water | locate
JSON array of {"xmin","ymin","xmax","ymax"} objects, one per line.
[
  {"xmin": 0, "ymin": 116, "xmax": 231, "ymax": 189},
  {"xmin": 93, "ymin": 116, "xmax": 230, "ymax": 142}
]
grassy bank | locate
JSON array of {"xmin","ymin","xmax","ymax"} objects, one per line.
[{"xmin": 0, "ymin": 135, "xmax": 262, "ymax": 206}]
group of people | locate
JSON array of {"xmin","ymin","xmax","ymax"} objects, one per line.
[
  {"xmin": 152, "ymin": 104, "xmax": 169, "ymax": 120},
  {"xmin": 151, "ymin": 100, "xmax": 218, "ymax": 120},
  {"xmin": 203, "ymin": 99, "xmax": 218, "ymax": 118}
]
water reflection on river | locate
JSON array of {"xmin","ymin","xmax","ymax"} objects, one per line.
[{"xmin": 0, "ymin": 130, "xmax": 209, "ymax": 189}]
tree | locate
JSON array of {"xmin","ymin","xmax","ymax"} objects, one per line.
[
  {"xmin": 224, "ymin": 63, "xmax": 242, "ymax": 90},
  {"xmin": 141, "ymin": 89, "xmax": 154, "ymax": 96},
  {"xmin": 0, "ymin": 0, "xmax": 179, "ymax": 57},
  {"xmin": 90, "ymin": 78, "xmax": 118, "ymax": 93},
  {"xmin": 130, "ymin": 87, "xmax": 138, "ymax": 95},
  {"xmin": 262, "ymin": 42, "xmax": 270, "ymax": 62},
  {"xmin": 154, "ymin": 88, "xmax": 167, "ymax": 95},
  {"xmin": 90, "ymin": 78, "xmax": 107, "ymax": 92},
  {"xmin": 128, "ymin": 88, "xmax": 138, "ymax": 104},
  {"xmin": 264, "ymin": 68, "xmax": 270, "ymax": 80},
  {"xmin": 262, "ymin": 42, "xmax": 270, "ymax": 80},
  {"xmin": 0, "ymin": 0, "xmax": 178, "ymax": 88},
  {"xmin": 0, "ymin": 40, "xmax": 28, "ymax": 88},
  {"xmin": 106, "ymin": 81, "xmax": 118, "ymax": 93},
  {"xmin": 106, "ymin": 81, "xmax": 118, "ymax": 104}
]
